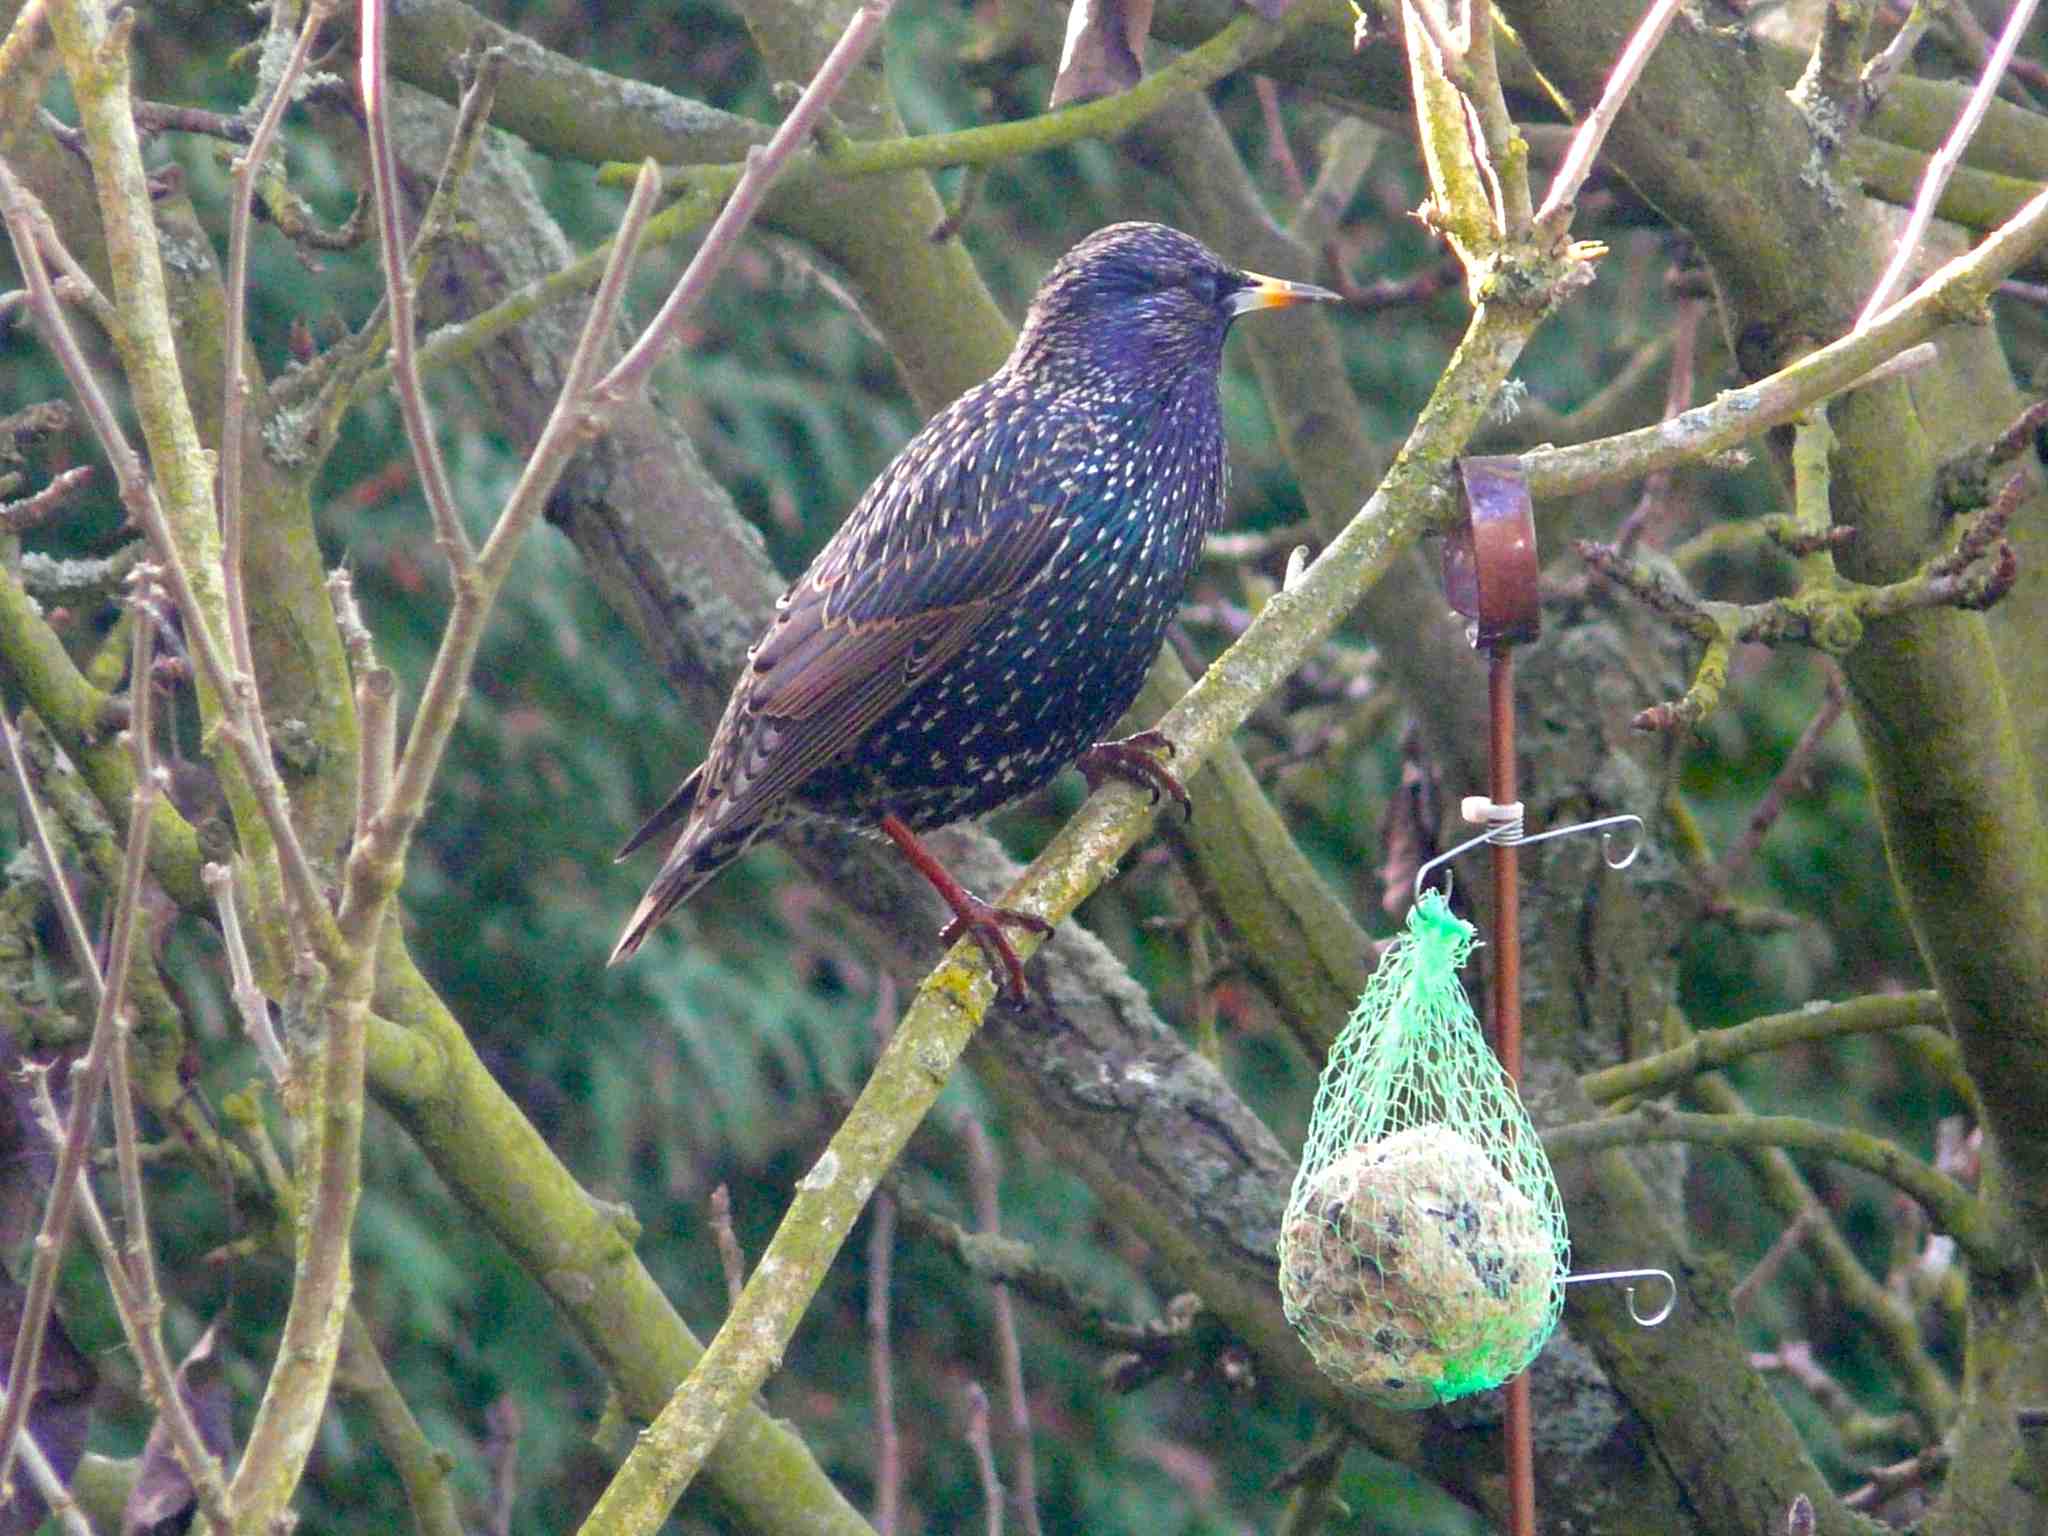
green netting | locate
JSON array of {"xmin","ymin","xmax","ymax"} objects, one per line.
[{"xmin": 1279, "ymin": 889, "xmax": 1569, "ymax": 1409}]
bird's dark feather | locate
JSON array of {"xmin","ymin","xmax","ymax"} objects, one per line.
[
  {"xmin": 615, "ymin": 763, "xmax": 701, "ymax": 862},
  {"xmin": 679, "ymin": 384, "xmax": 1088, "ymax": 855}
]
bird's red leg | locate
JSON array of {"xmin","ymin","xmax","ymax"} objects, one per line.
[
  {"xmin": 1077, "ymin": 729, "xmax": 1192, "ymax": 820},
  {"xmin": 880, "ymin": 814, "xmax": 1053, "ymax": 1002}
]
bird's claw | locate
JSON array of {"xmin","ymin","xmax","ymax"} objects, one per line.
[
  {"xmin": 939, "ymin": 897, "xmax": 1054, "ymax": 1003},
  {"xmin": 1079, "ymin": 730, "xmax": 1193, "ymax": 821}
]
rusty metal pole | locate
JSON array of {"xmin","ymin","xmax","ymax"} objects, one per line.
[
  {"xmin": 1488, "ymin": 646, "xmax": 1535, "ymax": 1536},
  {"xmin": 1446, "ymin": 458, "xmax": 1542, "ymax": 1536}
]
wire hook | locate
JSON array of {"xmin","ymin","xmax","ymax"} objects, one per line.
[
  {"xmin": 1414, "ymin": 805, "xmax": 1646, "ymax": 902},
  {"xmin": 1564, "ymin": 1266, "xmax": 1678, "ymax": 1327}
]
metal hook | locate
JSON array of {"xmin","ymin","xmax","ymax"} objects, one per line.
[
  {"xmin": 1512, "ymin": 812, "xmax": 1645, "ymax": 871},
  {"xmin": 1413, "ymin": 806, "xmax": 1646, "ymax": 902},
  {"xmin": 1564, "ymin": 1266, "xmax": 1677, "ymax": 1327}
]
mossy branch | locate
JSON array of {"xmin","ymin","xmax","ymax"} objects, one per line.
[
  {"xmin": 1545, "ymin": 1106, "xmax": 2007, "ymax": 1273},
  {"xmin": 1580, "ymin": 467, "xmax": 2020, "ymax": 731},
  {"xmin": 317, "ymin": 0, "xmax": 1321, "ymax": 430},
  {"xmin": 1581, "ymin": 992, "xmax": 1955, "ymax": 1107},
  {"xmin": 1683, "ymin": 1073, "xmax": 1957, "ymax": 1435}
]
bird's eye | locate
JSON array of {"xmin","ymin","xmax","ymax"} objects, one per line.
[{"xmin": 1187, "ymin": 268, "xmax": 1221, "ymax": 306}]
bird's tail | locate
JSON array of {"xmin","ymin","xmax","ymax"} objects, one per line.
[
  {"xmin": 615, "ymin": 766, "xmax": 702, "ymax": 862},
  {"xmin": 608, "ymin": 809, "xmax": 765, "ymax": 966},
  {"xmin": 606, "ymin": 856, "xmax": 720, "ymax": 962}
]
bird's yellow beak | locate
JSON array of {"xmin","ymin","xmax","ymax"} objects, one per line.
[{"xmin": 1229, "ymin": 270, "xmax": 1343, "ymax": 315}]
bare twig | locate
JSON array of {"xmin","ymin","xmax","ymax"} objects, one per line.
[
  {"xmin": 1862, "ymin": 1, "xmax": 1938, "ymax": 107},
  {"xmin": 1534, "ymin": 0, "xmax": 1689, "ymax": 236},
  {"xmin": 1400, "ymin": 0, "xmax": 1464, "ymax": 81},
  {"xmin": 363, "ymin": 156, "xmax": 659, "ymax": 909},
  {"xmin": 135, "ymin": 100, "xmax": 253, "ymax": 143},
  {"xmin": 1615, "ymin": 295, "xmax": 1704, "ymax": 552},
  {"xmin": 484, "ymin": 1393, "xmax": 522, "ymax": 1536},
  {"xmin": 203, "ymin": 863, "xmax": 290, "ymax": 1085},
  {"xmin": 339, "ymin": 1310, "xmax": 468, "ymax": 1536},
  {"xmin": 0, "ymin": 462, "xmax": 93, "ymax": 531},
  {"xmin": 1582, "ymin": 991, "xmax": 1949, "ymax": 1106},
  {"xmin": 1857, "ymin": 0, "xmax": 2043, "ymax": 324},
  {"xmin": 360, "ymin": 0, "xmax": 472, "ymax": 570},
  {"xmin": 1843, "ymin": 1440, "xmax": 1949, "ymax": 1511},
  {"xmin": 961, "ymin": 1382, "xmax": 1003, "ymax": 1536},
  {"xmin": 8, "ymin": 1422, "xmax": 94, "ymax": 1536},
  {"xmin": 1689, "ymin": 1072, "xmax": 1957, "ymax": 1432},
  {"xmin": 1524, "ymin": 159, "xmax": 2048, "ymax": 498},
  {"xmin": 710, "ymin": 1185, "xmax": 746, "ymax": 1309},
  {"xmin": 1936, "ymin": 0, "xmax": 2047, "ymax": 104},
  {"xmin": 221, "ymin": 0, "xmax": 336, "ymax": 712},
  {"xmin": 594, "ymin": 0, "xmax": 896, "ymax": 403},
  {"xmin": 1730, "ymin": 1207, "xmax": 1819, "ymax": 1315},
  {"xmin": 1253, "ymin": 76, "xmax": 1309, "ymax": 202},
  {"xmin": 25, "ymin": 1067, "xmax": 232, "ymax": 1527},
  {"xmin": 1332, "ymin": 255, "xmax": 1463, "ymax": 310},
  {"xmin": 0, "ymin": 154, "xmax": 336, "ymax": 961},
  {"xmin": 866, "ymin": 1193, "xmax": 900, "ymax": 1535},
  {"xmin": 1709, "ymin": 666, "xmax": 1847, "ymax": 894},
  {"xmin": 959, "ymin": 1116, "xmax": 1041, "ymax": 1536},
  {"xmin": 1462, "ymin": 0, "xmax": 1532, "ymax": 236},
  {"xmin": 1988, "ymin": 395, "xmax": 2048, "ymax": 464},
  {"xmin": 0, "ymin": 608, "xmax": 163, "ymax": 1501}
]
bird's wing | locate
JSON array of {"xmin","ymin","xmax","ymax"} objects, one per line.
[{"xmin": 685, "ymin": 387, "xmax": 1082, "ymax": 843}]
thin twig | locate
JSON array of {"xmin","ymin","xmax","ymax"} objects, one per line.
[
  {"xmin": 1525, "ymin": 174, "xmax": 2048, "ymax": 499},
  {"xmin": 1253, "ymin": 76, "xmax": 1309, "ymax": 202},
  {"xmin": 1709, "ymin": 666, "xmax": 1847, "ymax": 894},
  {"xmin": 866, "ymin": 1193, "xmax": 900, "ymax": 1535},
  {"xmin": 0, "ymin": 462, "xmax": 93, "ymax": 531},
  {"xmin": 1843, "ymin": 1440, "xmax": 1949, "ymax": 1512},
  {"xmin": 1857, "ymin": 0, "xmax": 2043, "ymax": 324},
  {"xmin": 0, "ymin": 672, "xmax": 136, "ymax": 1502},
  {"xmin": 135, "ymin": 100, "xmax": 254, "ymax": 142},
  {"xmin": 204, "ymin": 863, "xmax": 290, "ymax": 1085},
  {"xmin": 959, "ymin": 1116, "xmax": 1041, "ymax": 1536},
  {"xmin": 1534, "ymin": 0, "xmax": 1689, "ymax": 235},
  {"xmin": 1400, "ymin": 0, "xmax": 1464, "ymax": 81},
  {"xmin": 1582, "ymin": 990, "xmax": 1950, "ymax": 1106},
  {"xmin": 0, "ymin": 155, "xmax": 337, "ymax": 962},
  {"xmin": 1689, "ymin": 1072, "xmax": 1957, "ymax": 1432},
  {"xmin": 339, "ymin": 1309, "xmax": 468, "ymax": 1536},
  {"xmin": 1730, "ymin": 1207, "xmax": 1819, "ymax": 1314},
  {"xmin": 710, "ymin": 1185, "xmax": 746, "ymax": 1309},
  {"xmin": 1862, "ymin": 1, "xmax": 1938, "ymax": 107},
  {"xmin": 961, "ymin": 1382, "xmax": 1003, "ymax": 1536},
  {"xmin": 8, "ymin": 1421, "xmax": 94, "ymax": 1536},
  {"xmin": 363, "ymin": 157, "xmax": 660, "ymax": 906},
  {"xmin": 1461, "ymin": 0, "xmax": 1531, "ymax": 236},
  {"xmin": 484, "ymin": 1394, "xmax": 522, "ymax": 1536},
  {"xmin": 25, "ymin": 1068, "xmax": 232, "ymax": 1526},
  {"xmin": 361, "ymin": 0, "xmax": 473, "ymax": 569},
  {"xmin": 1615, "ymin": 295, "xmax": 1704, "ymax": 552},
  {"xmin": 1988, "ymin": 395, "xmax": 2048, "ymax": 464},
  {"xmin": 594, "ymin": 0, "xmax": 896, "ymax": 402},
  {"xmin": 221, "ymin": 0, "xmax": 336, "ymax": 724}
]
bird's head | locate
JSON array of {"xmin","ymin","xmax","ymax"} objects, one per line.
[{"xmin": 1012, "ymin": 222, "xmax": 1339, "ymax": 387}]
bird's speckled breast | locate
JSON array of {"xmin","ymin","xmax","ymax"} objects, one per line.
[{"xmin": 798, "ymin": 398, "xmax": 1227, "ymax": 829}]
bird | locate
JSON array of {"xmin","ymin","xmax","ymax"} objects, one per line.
[{"xmin": 612, "ymin": 221, "xmax": 1339, "ymax": 998}]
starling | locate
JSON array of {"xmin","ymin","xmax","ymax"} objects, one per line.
[{"xmin": 612, "ymin": 222, "xmax": 1338, "ymax": 995}]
